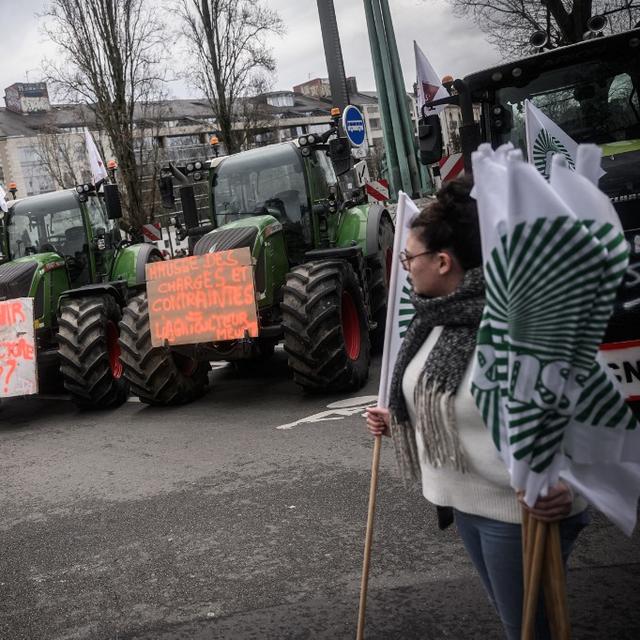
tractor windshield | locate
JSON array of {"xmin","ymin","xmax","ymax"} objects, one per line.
[
  {"xmin": 7, "ymin": 190, "xmax": 89, "ymax": 260},
  {"xmin": 212, "ymin": 143, "xmax": 308, "ymax": 226},
  {"xmin": 490, "ymin": 56, "xmax": 640, "ymax": 201}
]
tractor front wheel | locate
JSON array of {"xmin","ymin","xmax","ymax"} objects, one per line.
[
  {"xmin": 118, "ymin": 293, "xmax": 209, "ymax": 406},
  {"xmin": 57, "ymin": 295, "xmax": 129, "ymax": 409},
  {"xmin": 282, "ymin": 260, "xmax": 370, "ymax": 392}
]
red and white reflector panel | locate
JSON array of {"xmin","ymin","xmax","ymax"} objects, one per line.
[
  {"xmin": 142, "ymin": 222, "xmax": 163, "ymax": 242},
  {"xmin": 438, "ymin": 153, "xmax": 464, "ymax": 182},
  {"xmin": 366, "ymin": 179, "xmax": 390, "ymax": 203}
]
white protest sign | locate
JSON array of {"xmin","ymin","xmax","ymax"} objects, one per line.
[{"xmin": 0, "ymin": 298, "xmax": 38, "ymax": 397}]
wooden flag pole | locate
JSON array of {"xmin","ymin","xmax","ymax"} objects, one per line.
[
  {"xmin": 542, "ymin": 522, "xmax": 571, "ymax": 639},
  {"xmin": 522, "ymin": 516, "xmax": 547, "ymax": 639},
  {"xmin": 521, "ymin": 515, "xmax": 571, "ymax": 640},
  {"xmin": 356, "ymin": 435, "xmax": 382, "ymax": 640}
]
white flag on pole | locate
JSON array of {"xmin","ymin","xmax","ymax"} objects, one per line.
[
  {"xmin": 524, "ymin": 99, "xmax": 605, "ymax": 180},
  {"xmin": 414, "ymin": 42, "xmax": 449, "ymax": 116},
  {"xmin": 0, "ymin": 186, "xmax": 8, "ymax": 213},
  {"xmin": 471, "ymin": 143, "xmax": 639, "ymax": 535},
  {"xmin": 84, "ymin": 128, "xmax": 108, "ymax": 185},
  {"xmin": 377, "ymin": 192, "xmax": 419, "ymax": 408}
]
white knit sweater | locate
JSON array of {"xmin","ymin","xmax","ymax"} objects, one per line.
[{"xmin": 402, "ymin": 327, "xmax": 586, "ymax": 524}]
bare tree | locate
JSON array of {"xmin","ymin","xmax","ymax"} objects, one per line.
[
  {"xmin": 234, "ymin": 75, "xmax": 277, "ymax": 150},
  {"xmin": 446, "ymin": 0, "xmax": 640, "ymax": 58},
  {"xmin": 177, "ymin": 0, "xmax": 285, "ymax": 155},
  {"xmin": 33, "ymin": 128, "xmax": 86, "ymax": 189},
  {"xmin": 41, "ymin": 0, "xmax": 166, "ymax": 228}
]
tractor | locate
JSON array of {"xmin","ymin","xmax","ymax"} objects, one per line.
[
  {"xmin": 118, "ymin": 118, "xmax": 395, "ymax": 405},
  {"xmin": 418, "ymin": 26, "xmax": 640, "ymax": 417},
  {"xmin": 0, "ymin": 184, "xmax": 162, "ymax": 407}
]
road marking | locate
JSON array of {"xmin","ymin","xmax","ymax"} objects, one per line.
[{"xmin": 276, "ymin": 395, "xmax": 378, "ymax": 430}]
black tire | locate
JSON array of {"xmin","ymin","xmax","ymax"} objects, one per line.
[
  {"xmin": 193, "ymin": 233, "xmax": 217, "ymax": 255},
  {"xmin": 118, "ymin": 292, "xmax": 209, "ymax": 406},
  {"xmin": 57, "ymin": 295, "xmax": 129, "ymax": 409},
  {"xmin": 282, "ymin": 260, "xmax": 370, "ymax": 392},
  {"xmin": 368, "ymin": 213, "xmax": 395, "ymax": 353}
]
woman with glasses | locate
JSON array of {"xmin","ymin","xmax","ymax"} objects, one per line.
[{"xmin": 365, "ymin": 177, "xmax": 588, "ymax": 640}]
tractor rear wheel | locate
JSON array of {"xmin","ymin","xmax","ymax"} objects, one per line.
[
  {"xmin": 282, "ymin": 260, "xmax": 370, "ymax": 392},
  {"xmin": 57, "ymin": 295, "xmax": 129, "ymax": 409},
  {"xmin": 368, "ymin": 213, "xmax": 395, "ymax": 353},
  {"xmin": 118, "ymin": 293, "xmax": 209, "ymax": 406}
]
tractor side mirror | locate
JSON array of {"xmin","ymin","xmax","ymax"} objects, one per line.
[
  {"xmin": 418, "ymin": 115, "xmax": 444, "ymax": 165},
  {"xmin": 159, "ymin": 175, "xmax": 175, "ymax": 209},
  {"xmin": 94, "ymin": 227, "xmax": 107, "ymax": 250},
  {"xmin": 328, "ymin": 138, "xmax": 352, "ymax": 176},
  {"xmin": 103, "ymin": 183, "xmax": 123, "ymax": 219},
  {"xmin": 180, "ymin": 184, "xmax": 200, "ymax": 231}
]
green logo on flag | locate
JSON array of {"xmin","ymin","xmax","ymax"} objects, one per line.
[
  {"xmin": 471, "ymin": 216, "xmax": 635, "ymax": 473},
  {"xmin": 397, "ymin": 285, "xmax": 414, "ymax": 338},
  {"xmin": 533, "ymin": 129, "xmax": 575, "ymax": 179}
]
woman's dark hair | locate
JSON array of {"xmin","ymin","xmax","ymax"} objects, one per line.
[{"xmin": 410, "ymin": 176, "xmax": 482, "ymax": 270}]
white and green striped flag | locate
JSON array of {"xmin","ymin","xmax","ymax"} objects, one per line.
[
  {"xmin": 525, "ymin": 99, "xmax": 577, "ymax": 179},
  {"xmin": 377, "ymin": 192, "xmax": 418, "ymax": 408},
  {"xmin": 471, "ymin": 142, "xmax": 640, "ymax": 535}
]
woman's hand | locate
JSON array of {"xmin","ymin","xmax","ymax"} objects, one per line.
[
  {"xmin": 365, "ymin": 407, "xmax": 391, "ymax": 437},
  {"xmin": 517, "ymin": 481, "xmax": 573, "ymax": 522}
]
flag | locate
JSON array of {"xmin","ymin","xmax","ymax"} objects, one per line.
[
  {"xmin": 414, "ymin": 42, "xmax": 449, "ymax": 115},
  {"xmin": 471, "ymin": 142, "xmax": 640, "ymax": 535},
  {"xmin": 0, "ymin": 186, "xmax": 8, "ymax": 213},
  {"xmin": 524, "ymin": 99, "xmax": 605, "ymax": 181},
  {"xmin": 84, "ymin": 128, "xmax": 108, "ymax": 185},
  {"xmin": 377, "ymin": 191, "xmax": 419, "ymax": 408}
]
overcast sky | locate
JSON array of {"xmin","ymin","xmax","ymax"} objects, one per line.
[{"xmin": 0, "ymin": 0, "xmax": 502, "ymax": 101}]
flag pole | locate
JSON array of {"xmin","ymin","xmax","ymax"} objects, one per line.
[
  {"xmin": 356, "ymin": 434, "xmax": 382, "ymax": 640},
  {"xmin": 356, "ymin": 191, "xmax": 415, "ymax": 638},
  {"xmin": 521, "ymin": 515, "xmax": 571, "ymax": 640}
]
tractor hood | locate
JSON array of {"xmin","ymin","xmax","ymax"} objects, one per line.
[
  {"xmin": 0, "ymin": 259, "xmax": 39, "ymax": 300},
  {"xmin": 0, "ymin": 253, "xmax": 65, "ymax": 306},
  {"xmin": 197, "ymin": 215, "xmax": 281, "ymax": 255}
]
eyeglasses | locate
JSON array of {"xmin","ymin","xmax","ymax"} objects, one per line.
[{"xmin": 399, "ymin": 249, "xmax": 434, "ymax": 268}]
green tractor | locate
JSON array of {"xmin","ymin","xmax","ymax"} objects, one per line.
[
  {"xmin": 0, "ymin": 184, "xmax": 162, "ymax": 407},
  {"xmin": 418, "ymin": 26, "xmax": 640, "ymax": 417},
  {"xmin": 118, "ymin": 124, "xmax": 395, "ymax": 405}
]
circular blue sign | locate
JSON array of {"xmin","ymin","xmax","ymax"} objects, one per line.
[{"xmin": 342, "ymin": 105, "xmax": 366, "ymax": 147}]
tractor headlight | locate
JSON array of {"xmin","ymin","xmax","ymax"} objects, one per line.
[
  {"xmin": 194, "ymin": 161, "xmax": 203, "ymax": 170},
  {"xmin": 298, "ymin": 135, "xmax": 308, "ymax": 146},
  {"xmin": 307, "ymin": 134, "xmax": 316, "ymax": 145},
  {"xmin": 192, "ymin": 171, "xmax": 202, "ymax": 181},
  {"xmin": 186, "ymin": 162, "xmax": 194, "ymax": 172},
  {"xmin": 301, "ymin": 146, "xmax": 311, "ymax": 157}
]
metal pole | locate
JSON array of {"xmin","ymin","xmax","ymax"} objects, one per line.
[
  {"xmin": 363, "ymin": 0, "xmax": 401, "ymax": 198},
  {"xmin": 316, "ymin": 0, "xmax": 350, "ymax": 113},
  {"xmin": 370, "ymin": 0, "xmax": 413, "ymax": 196},
  {"xmin": 379, "ymin": 0, "xmax": 425, "ymax": 197}
]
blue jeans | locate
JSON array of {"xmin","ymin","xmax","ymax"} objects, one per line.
[{"xmin": 454, "ymin": 508, "xmax": 590, "ymax": 640}]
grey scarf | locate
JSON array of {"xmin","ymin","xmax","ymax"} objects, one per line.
[{"xmin": 388, "ymin": 267, "xmax": 485, "ymax": 484}]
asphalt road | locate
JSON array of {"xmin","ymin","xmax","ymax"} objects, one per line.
[{"xmin": 1, "ymin": 351, "xmax": 639, "ymax": 640}]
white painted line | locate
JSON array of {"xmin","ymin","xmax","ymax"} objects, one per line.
[{"xmin": 276, "ymin": 395, "xmax": 378, "ymax": 430}]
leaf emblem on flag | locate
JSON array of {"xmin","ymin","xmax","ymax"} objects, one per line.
[
  {"xmin": 532, "ymin": 129, "xmax": 575, "ymax": 179},
  {"xmin": 397, "ymin": 284, "xmax": 414, "ymax": 338},
  {"xmin": 472, "ymin": 215, "xmax": 635, "ymax": 474}
]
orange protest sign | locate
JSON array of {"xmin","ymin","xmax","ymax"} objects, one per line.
[
  {"xmin": 0, "ymin": 297, "xmax": 38, "ymax": 397},
  {"xmin": 146, "ymin": 247, "xmax": 259, "ymax": 347}
]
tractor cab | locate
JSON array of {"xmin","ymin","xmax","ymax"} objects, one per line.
[
  {"xmin": 3, "ymin": 188, "xmax": 121, "ymax": 286},
  {"xmin": 209, "ymin": 141, "xmax": 344, "ymax": 264}
]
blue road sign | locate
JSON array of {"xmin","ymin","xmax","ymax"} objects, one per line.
[{"xmin": 342, "ymin": 105, "xmax": 366, "ymax": 147}]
